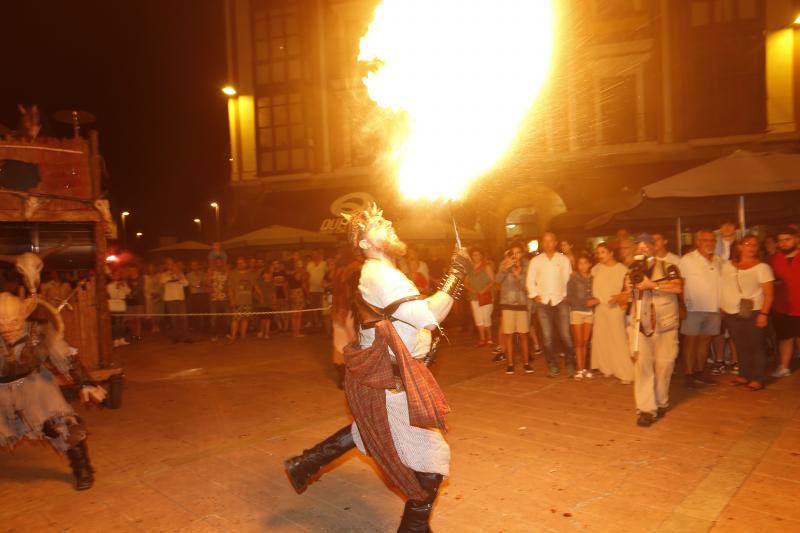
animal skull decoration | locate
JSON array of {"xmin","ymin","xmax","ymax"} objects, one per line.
[{"xmin": 0, "ymin": 241, "xmax": 69, "ymax": 295}]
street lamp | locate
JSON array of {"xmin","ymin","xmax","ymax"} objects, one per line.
[
  {"xmin": 193, "ymin": 218, "xmax": 203, "ymax": 241},
  {"xmin": 210, "ymin": 202, "xmax": 220, "ymax": 241},
  {"xmin": 120, "ymin": 211, "xmax": 130, "ymax": 248},
  {"xmin": 222, "ymin": 86, "xmax": 237, "ymax": 96}
]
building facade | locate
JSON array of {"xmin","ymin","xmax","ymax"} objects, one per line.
[{"xmin": 224, "ymin": 0, "xmax": 800, "ymax": 246}]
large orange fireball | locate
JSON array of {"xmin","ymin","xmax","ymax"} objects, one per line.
[{"xmin": 359, "ymin": 0, "xmax": 555, "ymax": 200}]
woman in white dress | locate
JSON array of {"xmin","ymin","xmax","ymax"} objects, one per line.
[{"xmin": 591, "ymin": 243, "xmax": 634, "ymax": 383}]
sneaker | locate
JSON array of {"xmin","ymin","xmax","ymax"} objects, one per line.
[
  {"xmin": 566, "ymin": 364, "xmax": 576, "ymax": 378},
  {"xmin": 533, "ymin": 346, "xmax": 543, "ymax": 355},
  {"xmin": 710, "ymin": 363, "xmax": 726, "ymax": 376},
  {"xmin": 656, "ymin": 407, "xmax": 667, "ymax": 419},
  {"xmin": 547, "ymin": 364, "xmax": 560, "ymax": 378},
  {"xmin": 492, "ymin": 345, "xmax": 504, "ymax": 355},
  {"xmin": 492, "ymin": 352, "xmax": 507, "ymax": 363},
  {"xmin": 772, "ymin": 367, "xmax": 791, "ymax": 378},
  {"xmin": 637, "ymin": 412, "xmax": 655, "ymax": 427},
  {"xmin": 523, "ymin": 363, "xmax": 534, "ymax": 374},
  {"xmin": 729, "ymin": 363, "xmax": 740, "ymax": 375},
  {"xmin": 505, "ymin": 365, "xmax": 515, "ymax": 375},
  {"xmin": 583, "ymin": 370, "xmax": 594, "ymax": 379},
  {"xmin": 573, "ymin": 370, "xmax": 584, "ymax": 381},
  {"xmin": 118, "ymin": 338, "xmax": 130, "ymax": 346}
]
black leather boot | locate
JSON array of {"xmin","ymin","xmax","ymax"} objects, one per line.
[
  {"xmin": 66, "ymin": 440, "xmax": 95, "ymax": 491},
  {"xmin": 284, "ymin": 425, "xmax": 355, "ymax": 494},
  {"xmin": 397, "ymin": 471, "xmax": 444, "ymax": 533}
]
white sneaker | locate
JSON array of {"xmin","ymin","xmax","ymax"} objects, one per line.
[
  {"xmin": 772, "ymin": 367, "xmax": 791, "ymax": 378},
  {"xmin": 573, "ymin": 370, "xmax": 584, "ymax": 381},
  {"xmin": 583, "ymin": 370, "xmax": 594, "ymax": 379}
]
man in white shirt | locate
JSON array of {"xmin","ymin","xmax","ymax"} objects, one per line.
[
  {"xmin": 159, "ymin": 258, "xmax": 191, "ymax": 343},
  {"xmin": 678, "ymin": 230, "xmax": 721, "ymax": 386},
  {"xmin": 652, "ymin": 233, "xmax": 680, "ymax": 266},
  {"xmin": 305, "ymin": 250, "xmax": 328, "ymax": 330},
  {"xmin": 526, "ymin": 231, "xmax": 575, "ymax": 377}
]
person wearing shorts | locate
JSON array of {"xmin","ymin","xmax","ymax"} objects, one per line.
[
  {"xmin": 227, "ymin": 257, "xmax": 257, "ymax": 342},
  {"xmin": 567, "ymin": 253, "xmax": 597, "ymax": 380},
  {"xmin": 465, "ymin": 248, "xmax": 495, "ymax": 347},
  {"xmin": 678, "ymin": 231, "xmax": 722, "ymax": 386},
  {"xmin": 496, "ymin": 243, "xmax": 532, "ymax": 374}
]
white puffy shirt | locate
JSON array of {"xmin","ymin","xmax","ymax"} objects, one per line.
[{"xmin": 357, "ymin": 259, "xmax": 437, "ymax": 358}]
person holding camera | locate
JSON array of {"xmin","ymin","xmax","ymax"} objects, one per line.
[
  {"xmin": 526, "ymin": 231, "xmax": 575, "ymax": 377},
  {"xmin": 624, "ymin": 234, "xmax": 683, "ymax": 427},
  {"xmin": 496, "ymin": 243, "xmax": 532, "ymax": 374},
  {"xmin": 721, "ymin": 235, "xmax": 774, "ymax": 391}
]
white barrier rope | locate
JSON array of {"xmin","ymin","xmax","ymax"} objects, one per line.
[{"xmin": 112, "ymin": 306, "xmax": 330, "ymax": 317}]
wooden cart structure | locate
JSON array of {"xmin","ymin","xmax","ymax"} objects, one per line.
[{"xmin": 0, "ymin": 132, "xmax": 122, "ymax": 407}]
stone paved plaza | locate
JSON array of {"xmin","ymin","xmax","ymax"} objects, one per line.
[{"xmin": 2, "ymin": 332, "xmax": 799, "ymax": 532}]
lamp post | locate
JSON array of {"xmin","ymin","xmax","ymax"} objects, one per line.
[
  {"xmin": 193, "ymin": 218, "xmax": 203, "ymax": 241},
  {"xmin": 210, "ymin": 202, "xmax": 220, "ymax": 241},
  {"xmin": 120, "ymin": 211, "xmax": 130, "ymax": 248}
]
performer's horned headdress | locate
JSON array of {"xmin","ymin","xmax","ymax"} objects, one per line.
[{"xmin": 341, "ymin": 202, "xmax": 384, "ymax": 250}]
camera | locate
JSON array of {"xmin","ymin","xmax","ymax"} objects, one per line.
[{"xmin": 629, "ymin": 254, "xmax": 649, "ymax": 285}]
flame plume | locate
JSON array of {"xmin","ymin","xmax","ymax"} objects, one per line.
[{"xmin": 359, "ymin": 0, "xmax": 555, "ymax": 200}]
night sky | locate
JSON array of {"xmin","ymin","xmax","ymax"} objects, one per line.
[{"xmin": 0, "ymin": 0, "xmax": 229, "ymax": 246}]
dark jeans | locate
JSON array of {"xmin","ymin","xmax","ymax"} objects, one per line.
[
  {"xmin": 187, "ymin": 292, "xmax": 210, "ymax": 332},
  {"xmin": 308, "ymin": 292, "xmax": 324, "ymax": 328},
  {"xmin": 111, "ymin": 314, "xmax": 126, "ymax": 340},
  {"xmin": 534, "ymin": 300, "xmax": 575, "ymax": 367},
  {"xmin": 724, "ymin": 312, "xmax": 766, "ymax": 383},
  {"xmin": 210, "ymin": 300, "xmax": 230, "ymax": 337},
  {"xmin": 165, "ymin": 300, "xmax": 189, "ymax": 341}
]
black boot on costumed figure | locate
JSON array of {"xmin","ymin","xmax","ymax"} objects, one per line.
[
  {"xmin": 397, "ymin": 471, "xmax": 444, "ymax": 533},
  {"xmin": 66, "ymin": 440, "xmax": 95, "ymax": 491},
  {"xmin": 284, "ymin": 425, "xmax": 355, "ymax": 493}
]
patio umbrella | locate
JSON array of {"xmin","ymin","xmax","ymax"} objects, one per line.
[
  {"xmin": 223, "ymin": 225, "xmax": 338, "ymax": 249},
  {"xmin": 587, "ymin": 150, "xmax": 800, "ymax": 233}
]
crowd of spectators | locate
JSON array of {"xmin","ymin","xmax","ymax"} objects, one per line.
[
  {"xmin": 463, "ymin": 223, "xmax": 800, "ymax": 402},
  {"xmin": 105, "ymin": 244, "xmax": 340, "ymax": 346},
  {"xmin": 101, "ymin": 224, "xmax": 800, "ymax": 423}
]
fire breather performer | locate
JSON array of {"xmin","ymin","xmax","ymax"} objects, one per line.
[
  {"xmin": 0, "ymin": 292, "xmax": 106, "ymax": 490},
  {"xmin": 284, "ymin": 204, "xmax": 472, "ymax": 532}
]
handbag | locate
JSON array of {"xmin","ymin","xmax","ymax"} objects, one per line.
[
  {"xmin": 477, "ymin": 290, "xmax": 492, "ymax": 306},
  {"xmin": 735, "ymin": 267, "xmax": 754, "ymax": 318}
]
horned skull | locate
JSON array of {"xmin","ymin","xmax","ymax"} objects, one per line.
[{"xmin": 0, "ymin": 242, "xmax": 69, "ymax": 294}]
